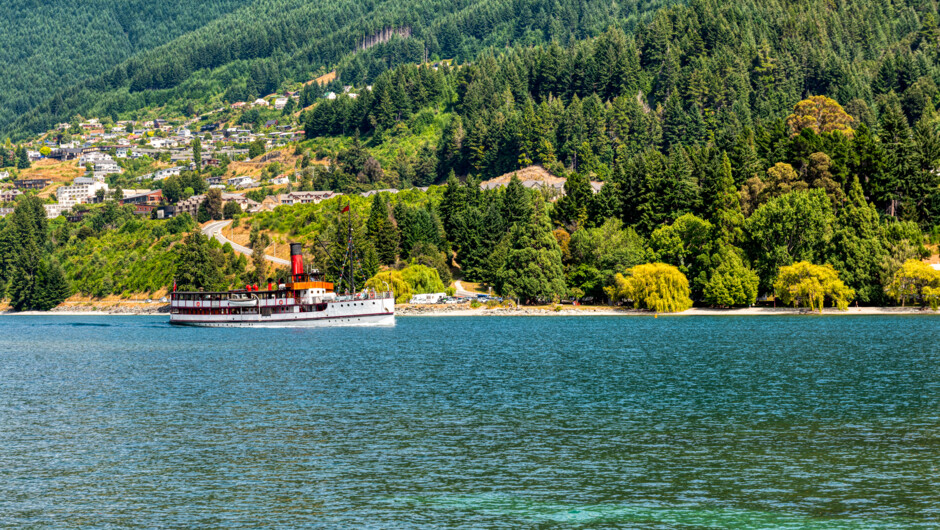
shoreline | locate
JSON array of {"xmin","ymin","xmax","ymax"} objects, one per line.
[
  {"xmin": 396, "ymin": 305, "xmax": 939, "ymax": 317},
  {"xmin": 3, "ymin": 304, "xmax": 936, "ymax": 317}
]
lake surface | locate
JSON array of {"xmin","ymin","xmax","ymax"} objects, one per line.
[{"xmin": 0, "ymin": 315, "xmax": 937, "ymax": 528}]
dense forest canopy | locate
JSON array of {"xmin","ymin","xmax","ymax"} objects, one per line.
[
  {"xmin": 0, "ymin": 0, "xmax": 255, "ymax": 134},
  {"xmin": 6, "ymin": 0, "xmax": 676, "ymax": 138}
]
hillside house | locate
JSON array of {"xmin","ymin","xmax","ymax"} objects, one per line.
[
  {"xmin": 56, "ymin": 180, "xmax": 108, "ymax": 207},
  {"xmin": 227, "ymin": 176, "xmax": 256, "ymax": 189},
  {"xmin": 13, "ymin": 179, "xmax": 50, "ymax": 190},
  {"xmin": 0, "ymin": 189, "xmax": 23, "ymax": 202},
  {"xmin": 152, "ymin": 167, "xmax": 183, "ymax": 181},
  {"xmin": 176, "ymin": 195, "xmax": 205, "ymax": 217},
  {"xmin": 277, "ymin": 190, "xmax": 339, "ymax": 205},
  {"xmin": 43, "ymin": 204, "xmax": 69, "ymax": 219},
  {"xmin": 222, "ymin": 193, "xmax": 261, "ymax": 213}
]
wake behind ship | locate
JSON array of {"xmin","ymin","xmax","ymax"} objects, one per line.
[{"xmin": 170, "ymin": 243, "xmax": 394, "ymax": 327}]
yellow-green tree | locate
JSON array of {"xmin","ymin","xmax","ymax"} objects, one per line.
[
  {"xmin": 884, "ymin": 259, "xmax": 940, "ymax": 309},
  {"xmin": 365, "ymin": 270, "xmax": 411, "ymax": 304},
  {"xmin": 773, "ymin": 261, "xmax": 855, "ymax": 311},
  {"xmin": 400, "ymin": 264, "xmax": 446, "ymax": 295},
  {"xmin": 607, "ymin": 263, "xmax": 692, "ymax": 313},
  {"xmin": 786, "ymin": 96, "xmax": 855, "ymax": 137}
]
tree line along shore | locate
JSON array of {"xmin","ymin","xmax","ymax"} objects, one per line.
[{"xmin": 2, "ymin": 1, "xmax": 940, "ymax": 312}]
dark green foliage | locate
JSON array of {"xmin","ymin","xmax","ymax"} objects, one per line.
[
  {"xmin": 9, "ymin": 0, "xmax": 674, "ymax": 138},
  {"xmin": 0, "ymin": 196, "xmax": 71, "ymax": 310},
  {"xmin": 0, "ymin": 0, "xmax": 254, "ymax": 134},
  {"xmin": 366, "ymin": 194, "xmax": 399, "ymax": 265},
  {"xmin": 744, "ymin": 190, "xmax": 836, "ymax": 292},
  {"xmin": 223, "ymin": 201, "xmax": 243, "ymax": 219},
  {"xmin": 174, "ymin": 230, "xmax": 226, "ymax": 292},
  {"xmin": 495, "ymin": 200, "xmax": 567, "ymax": 303}
]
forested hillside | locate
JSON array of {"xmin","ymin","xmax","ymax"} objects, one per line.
[
  {"xmin": 0, "ymin": 0, "xmax": 254, "ymax": 134},
  {"xmin": 287, "ymin": 0, "xmax": 940, "ymax": 307},
  {"xmin": 8, "ymin": 0, "xmax": 674, "ymax": 138}
]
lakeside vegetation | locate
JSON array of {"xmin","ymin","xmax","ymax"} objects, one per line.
[{"xmin": 2, "ymin": 0, "xmax": 940, "ymax": 312}]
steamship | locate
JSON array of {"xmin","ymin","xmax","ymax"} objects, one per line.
[{"xmin": 169, "ymin": 242, "xmax": 395, "ymax": 328}]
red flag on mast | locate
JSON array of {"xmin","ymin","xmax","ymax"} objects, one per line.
[{"xmin": 341, "ymin": 204, "xmax": 350, "ymax": 213}]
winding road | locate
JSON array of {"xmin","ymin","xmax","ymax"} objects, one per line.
[
  {"xmin": 202, "ymin": 220, "xmax": 290, "ymax": 266},
  {"xmin": 453, "ymin": 280, "xmax": 483, "ymax": 298}
]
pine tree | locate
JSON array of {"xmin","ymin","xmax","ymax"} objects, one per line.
[
  {"xmin": 175, "ymin": 230, "xmax": 225, "ymax": 291},
  {"xmin": 33, "ymin": 259, "xmax": 72, "ymax": 310},
  {"xmin": 367, "ymin": 194, "xmax": 399, "ymax": 265},
  {"xmin": 553, "ymin": 171, "xmax": 593, "ymax": 229},
  {"xmin": 497, "ymin": 199, "xmax": 567, "ymax": 303},
  {"xmin": 192, "ymin": 137, "xmax": 202, "ymax": 171},
  {"xmin": 502, "ymin": 174, "xmax": 532, "ymax": 226}
]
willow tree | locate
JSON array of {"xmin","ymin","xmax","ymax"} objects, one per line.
[
  {"xmin": 608, "ymin": 262, "xmax": 692, "ymax": 313},
  {"xmin": 365, "ymin": 270, "xmax": 411, "ymax": 303},
  {"xmin": 884, "ymin": 259, "xmax": 940, "ymax": 309},
  {"xmin": 773, "ymin": 261, "xmax": 854, "ymax": 311},
  {"xmin": 400, "ymin": 264, "xmax": 445, "ymax": 295}
]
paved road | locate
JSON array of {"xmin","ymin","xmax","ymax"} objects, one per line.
[
  {"xmin": 201, "ymin": 220, "xmax": 290, "ymax": 266},
  {"xmin": 453, "ymin": 280, "xmax": 483, "ymax": 298}
]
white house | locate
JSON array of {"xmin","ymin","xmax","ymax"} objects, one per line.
[
  {"xmin": 277, "ymin": 191, "xmax": 338, "ymax": 205},
  {"xmin": 152, "ymin": 167, "xmax": 183, "ymax": 181},
  {"xmin": 270, "ymin": 176, "xmax": 289, "ymax": 185},
  {"xmin": 56, "ymin": 180, "xmax": 109, "ymax": 208},
  {"xmin": 227, "ymin": 176, "xmax": 256, "ymax": 189},
  {"xmin": 92, "ymin": 161, "xmax": 123, "ymax": 178},
  {"xmin": 44, "ymin": 204, "xmax": 70, "ymax": 219},
  {"xmin": 79, "ymin": 151, "xmax": 111, "ymax": 165},
  {"xmin": 274, "ymin": 97, "xmax": 288, "ymax": 110}
]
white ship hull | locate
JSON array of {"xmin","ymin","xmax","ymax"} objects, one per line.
[
  {"xmin": 170, "ymin": 292, "xmax": 395, "ymax": 328},
  {"xmin": 170, "ymin": 311, "xmax": 395, "ymax": 328}
]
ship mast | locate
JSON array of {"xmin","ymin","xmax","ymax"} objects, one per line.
[{"xmin": 346, "ymin": 204, "xmax": 355, "ymax": 294}]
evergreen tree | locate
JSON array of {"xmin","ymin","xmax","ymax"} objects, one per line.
[
  {"xmin": 174, "ymin": 230, "xmax": 225, "ymax": 291},
  {"xmin": 501, "ymin": 175, "xmax": 532, "ymax": 226},
  {"xmin": 366, "ymin": 194, "xmax": 399, "ymax": 265},
  {"xmin": 496, "ymin": 199, "xmax": 567, "ymax": 303},
  {"xmin": 553, "ymin": 171, "xmax": 593, "ymax": 229},
  {"xmin": 192, "ymin": 137, "xmax": 202, "ymax": 171}
]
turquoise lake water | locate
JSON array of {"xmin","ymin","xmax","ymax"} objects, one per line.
[{"xmin": 0, "ymin": 315, "xmax": 937, "ymax": 527}]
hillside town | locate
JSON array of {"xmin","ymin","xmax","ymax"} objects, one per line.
[{"xmin": 0, "ymin": 87, "xmax": 365, "ymax": 219}]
